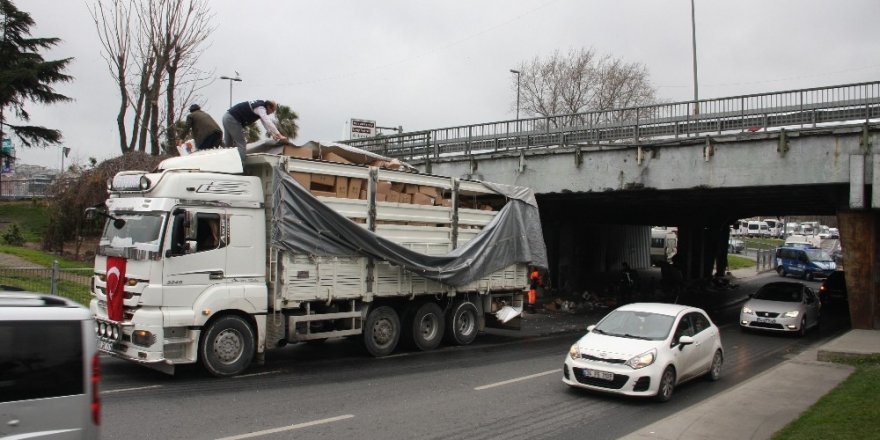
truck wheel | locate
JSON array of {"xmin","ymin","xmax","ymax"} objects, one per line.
[
  {"xmin": 200, "ymin": 315, "xmax": 255, "ymax": 377},
  {"xmin": 444, "ymin": 301, "xmax": 479, "ymax": 346},
  {"xmin": 363, "ymin": 306, "xmax": 400, "ymax": 357},
  {"xmin": 408, "ymin": 302, "xmax": 445, "ymax": 351}
]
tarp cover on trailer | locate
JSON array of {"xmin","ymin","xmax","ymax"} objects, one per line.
[{"xmin": 270, "ymin": 166, "xmax": 548, "ymax": 286}]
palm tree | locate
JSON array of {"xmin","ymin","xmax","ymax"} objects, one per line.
[
  {"xmin": 245, "ymin": 122, "xmax": 261, "ymax": 142},
  {"xmin": 272, "ymin": 104, "xmax": 299, "ymax": 139}
]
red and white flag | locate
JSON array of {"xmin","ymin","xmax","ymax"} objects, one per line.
[{"xmin": 106, "ymin": 256, "xmax": 127, "ymax": 322}]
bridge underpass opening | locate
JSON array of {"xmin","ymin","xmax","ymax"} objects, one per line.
[{"xmin": 536, "ymin": 186, "xmax": 877, "ymax": 329}]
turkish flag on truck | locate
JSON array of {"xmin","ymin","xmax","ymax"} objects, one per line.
[{"xmin": 106, "ymin": 256, "xmax": 126, "ymax": 321}]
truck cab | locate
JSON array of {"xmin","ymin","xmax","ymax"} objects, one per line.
[{"xmin": 90, "ymin": 151, "xmax": 268, "ymax": 374}]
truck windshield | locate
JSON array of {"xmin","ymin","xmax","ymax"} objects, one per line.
[{"xmin": 98, "ymin": 213, "xmax": 166, "ymax": 259}]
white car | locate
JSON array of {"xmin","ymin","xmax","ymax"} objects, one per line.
[
  {"xmin": 0, "ymin": 289, "xmax": 100, "ymax": 439},
  {"xmin": 740, "ymin": 281, "xmax": 820, "ymax": 336},
  {"xmin": 563, "ymin": 303, "xmax": 723, "ymax": 402}
]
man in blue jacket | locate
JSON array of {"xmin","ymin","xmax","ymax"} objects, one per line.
[{"xmin": 222, "ymin": 99, "xmax": 286, "ymax": 159}]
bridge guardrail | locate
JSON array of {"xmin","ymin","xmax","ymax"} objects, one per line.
[{"xmin": 343, "ymin": 81, "xmax": 880, "ymax": 162}]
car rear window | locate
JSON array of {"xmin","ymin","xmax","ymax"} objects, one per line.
[{"xmin": 0, "ymin": 321, "xmax": 85, "ymax": 403}]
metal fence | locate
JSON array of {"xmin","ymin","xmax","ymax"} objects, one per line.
[
  {"xmin": 0, "ymin": 261, "xmax": 92, "ymax": 305},
  {"xmin": 343, "ymin": 81, "xmax": 880, "ymax": 162},
  {"xmin": 0, "ymin": 176, "xmax": 54, "ymax": 199},
  {"xmin": 754, "ymin": 249, "xmax": 776, "ymax": 274}
]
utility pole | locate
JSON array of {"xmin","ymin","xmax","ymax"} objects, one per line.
[
  {"xmin": 510, "ymin": 69, "xmax": 521, "ymax": 130},
  {"xmin": 220, "ymin": 73, "xmax": 242, "ymax": 108},
  {"xmin": 691, "ymin": 0, "xmax": 700, "ymax": 116}
]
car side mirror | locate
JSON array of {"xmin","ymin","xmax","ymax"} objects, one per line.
[
  {"xmin": 678, "ymin": 335, "xmax": 694, "ymax": 348},
  {"xmin": 587, "ymin": 324, "xmax": 596, "ymax": 332}
]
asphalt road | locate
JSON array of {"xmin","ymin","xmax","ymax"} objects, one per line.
[{"xmin": 98, "ymin": 273, "xmax": 851, "ymax": 440}]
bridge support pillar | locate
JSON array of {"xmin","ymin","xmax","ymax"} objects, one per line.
[{"xmin": 838, "ymin": 210, "xmax": 880, "ymax": 329}]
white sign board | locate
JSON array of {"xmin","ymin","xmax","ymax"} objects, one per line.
[{"xmin": 350, "ymin": 119, "xmax": 376, "ymax": 139}]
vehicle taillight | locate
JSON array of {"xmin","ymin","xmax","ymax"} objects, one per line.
[{"xmin": 91, "ymin": 353, "xmax": 101, "ymax": 425}]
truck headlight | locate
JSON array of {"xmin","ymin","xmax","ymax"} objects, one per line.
[{"xmin": 132, "ymin": 330, "xmax": 156, "ymax": 347}]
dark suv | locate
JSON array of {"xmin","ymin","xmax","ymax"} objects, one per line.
[{"xmin": 818, "ymin": 271, "xmax": 847, "ymax": 305}]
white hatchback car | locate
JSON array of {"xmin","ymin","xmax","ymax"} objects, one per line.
[
  {"xmin": 739, "ymin": 281, "xmax": 820, "ymax": 336},
  {"xmin": 563, "ymin": 303, "xmax": 723, "ymax": 402}
]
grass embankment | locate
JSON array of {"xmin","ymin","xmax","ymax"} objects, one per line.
[
  {"xmin": 773, "ymin": 356, "xmax": 880, "ymax": 440},
  {"xmin": 743, "ymin": 237, "xmax": 784, "ymax": 250},
  {"xmin": 1, "ymin": 201, "xmax": 92, "ymax": 305},
  {"xmin": 0, "ymin": 200, "xmax": 50, "ymax": 242},
  {"xmin": 726, "ymin": 254, "xmax": 755, "ymax": 270}
]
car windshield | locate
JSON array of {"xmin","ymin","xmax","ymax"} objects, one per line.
[
  {"xmin": 593, "ymin": 310, "xmax": 674, "ymax": 341},
  {"xmin": 98, "ymin": 213, "xmax": 166, "ymax": 259},
  {"xmin": 805, "ymin": 249, "xmax": 833, "ymax": 262},
  {"xmin": 754, "ymin": 284, "xmax": 803, "ymax": 302}
]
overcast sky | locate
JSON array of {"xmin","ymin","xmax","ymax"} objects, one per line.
[{"xmin": 14, "ymin": 0, "xmax": 880, "ymax": 170}]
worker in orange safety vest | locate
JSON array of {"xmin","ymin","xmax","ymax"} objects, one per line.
[{"xmin": 527, "ymin": 268, "xmax": 541, "ymax": 312}]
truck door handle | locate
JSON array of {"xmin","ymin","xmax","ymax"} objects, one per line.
[{"xmin": 209, "ymin": 271, "xmax": 224, "ymax": 280}]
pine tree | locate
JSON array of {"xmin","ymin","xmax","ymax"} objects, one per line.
[{"xmin": 0, "ymin": 0, "xmax": 73, "ymax": 148}]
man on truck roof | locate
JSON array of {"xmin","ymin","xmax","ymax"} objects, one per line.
[{"xmin": 223, "ymin": 99, "xmax": 286, "ymax": 159}]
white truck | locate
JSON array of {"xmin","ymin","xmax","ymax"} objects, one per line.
[{"xmin": 88, "ymin": 146, "xmax": 547, "ymax": 376}]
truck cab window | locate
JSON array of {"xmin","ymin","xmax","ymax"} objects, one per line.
[{"xmin": 196, "ymin": 213, "xmax": 225, "ymax": 252}]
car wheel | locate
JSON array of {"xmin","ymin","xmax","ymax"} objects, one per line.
[
  {"xmin": 200, "ymin": 315, "xmax": 255, "ymax": 377},
  {"xmin": 362, "ymin": 306, "xmax": 401, "ymax": 357},
  {"xmin": 707, "ymin": 350, "xmax": 723, "ymax": 381},
  {"xmin": 797, "ymin": 317, "xmax": 807, "ymax": 337},
  {"xmin": 655, "ymin": 366, "xmax": 676, "ymax": 402},
  {"xmin": 777, "ymin": 266, "xmax": 785, "ymax": 277}
]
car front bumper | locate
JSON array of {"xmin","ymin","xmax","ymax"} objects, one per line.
[
  {"xmin": 562, "ymin": 355, "xmax": 661, "ymax": 397},
  {"xmin": 739, "ymin": 313, "xmax": 804, "ymax": 332}
]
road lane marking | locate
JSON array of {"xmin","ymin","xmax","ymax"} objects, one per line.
[
  {"xmin": 233, "ymin": 370, "xmax": 282, "ymax": 378},
  {"xmin": 474, "ymin": 369, "xmax": 558, "ymax": 390},
  {"xmin": 214, "ymin": 414, "xmax": 355, "ymax": 440},
  {"xmin": 101, "ymin": 385, "xmax": 163, "ymax": 394}
]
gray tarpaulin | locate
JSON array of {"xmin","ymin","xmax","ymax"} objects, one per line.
[{"xmin": 270, "ymin": 166, "xmax": 548, "ymax": 287}]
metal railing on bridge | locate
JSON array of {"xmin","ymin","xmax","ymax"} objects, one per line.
[{"xmin": 343, "ymin": 81, "xmax": 880, "ymax": 162}]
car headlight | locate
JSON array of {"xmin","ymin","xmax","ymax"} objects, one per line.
[
  {"xmin": 625, "ymin": 349, "xmax": 656, "ymax": 369},
  {"xmin": 783, "ymin": 310, "xmax": 800, "ymax": 318},
  {"xmin": 742, "ymin": 306, "xmax": 753, "ymax": 315},
  {"xmin": 569, "ymin": 343, "xmax": 580, "ymax": 360}
]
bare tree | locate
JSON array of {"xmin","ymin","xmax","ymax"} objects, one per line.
[
  {"xmin": 514, "ymin": 48, "xmax": 656, "ymax": 128},
  {"xmin": 90, "ymin": 0, "xmax": 214, "ymax": 156}
]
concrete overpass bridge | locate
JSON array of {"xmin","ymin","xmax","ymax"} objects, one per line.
[{"xmin": 344, "ymin": 81, "xmax": 880, "ymax": 329}]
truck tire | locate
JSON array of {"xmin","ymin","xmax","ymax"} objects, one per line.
[
  {"xmin": 444, "ymin": 301, "xmax": 479, "ymax": 346},
  {"xmin": 363, "ymin": 306, "xmax": 400, "ymax": 357},
  {"xmin": 407, "ymin": 302, "xmax": 445, "ymax": 351},
  {"xmin": 200, "ymin": 315, "xmax": 255, "ymax": 377}
]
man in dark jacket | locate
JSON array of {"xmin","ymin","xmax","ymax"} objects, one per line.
[
  {"xmin": 185, "ymin": 104, "xmax": 222, "ymax": 150},
  {"xmin": 222, "ymin": 99, "xmax": 285, "ymax": 159}
]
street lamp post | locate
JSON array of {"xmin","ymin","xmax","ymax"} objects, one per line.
[
  {"xmin": 510, "ymin": 69, "xmax": 521, "ymax": 131},
  {"xmin": 690, "ymin": 0, "xmax": 699, "ymax": 116},
  {"xmin": 220, "ymin": 73, "xmax": 242, "ymax": 107}
]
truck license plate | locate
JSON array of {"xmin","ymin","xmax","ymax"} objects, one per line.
[
  {"xmin": 584, "ymin": 368, "xmax": 614, "ymax": 381},
  {"xmin": 98, "ymin": 339, "xmax": 116, "ymax": 352}
]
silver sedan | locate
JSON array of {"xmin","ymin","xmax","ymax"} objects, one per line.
[{"xmin": 739, "ymin": 281, "xmax": 821, "ymax": 337}]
